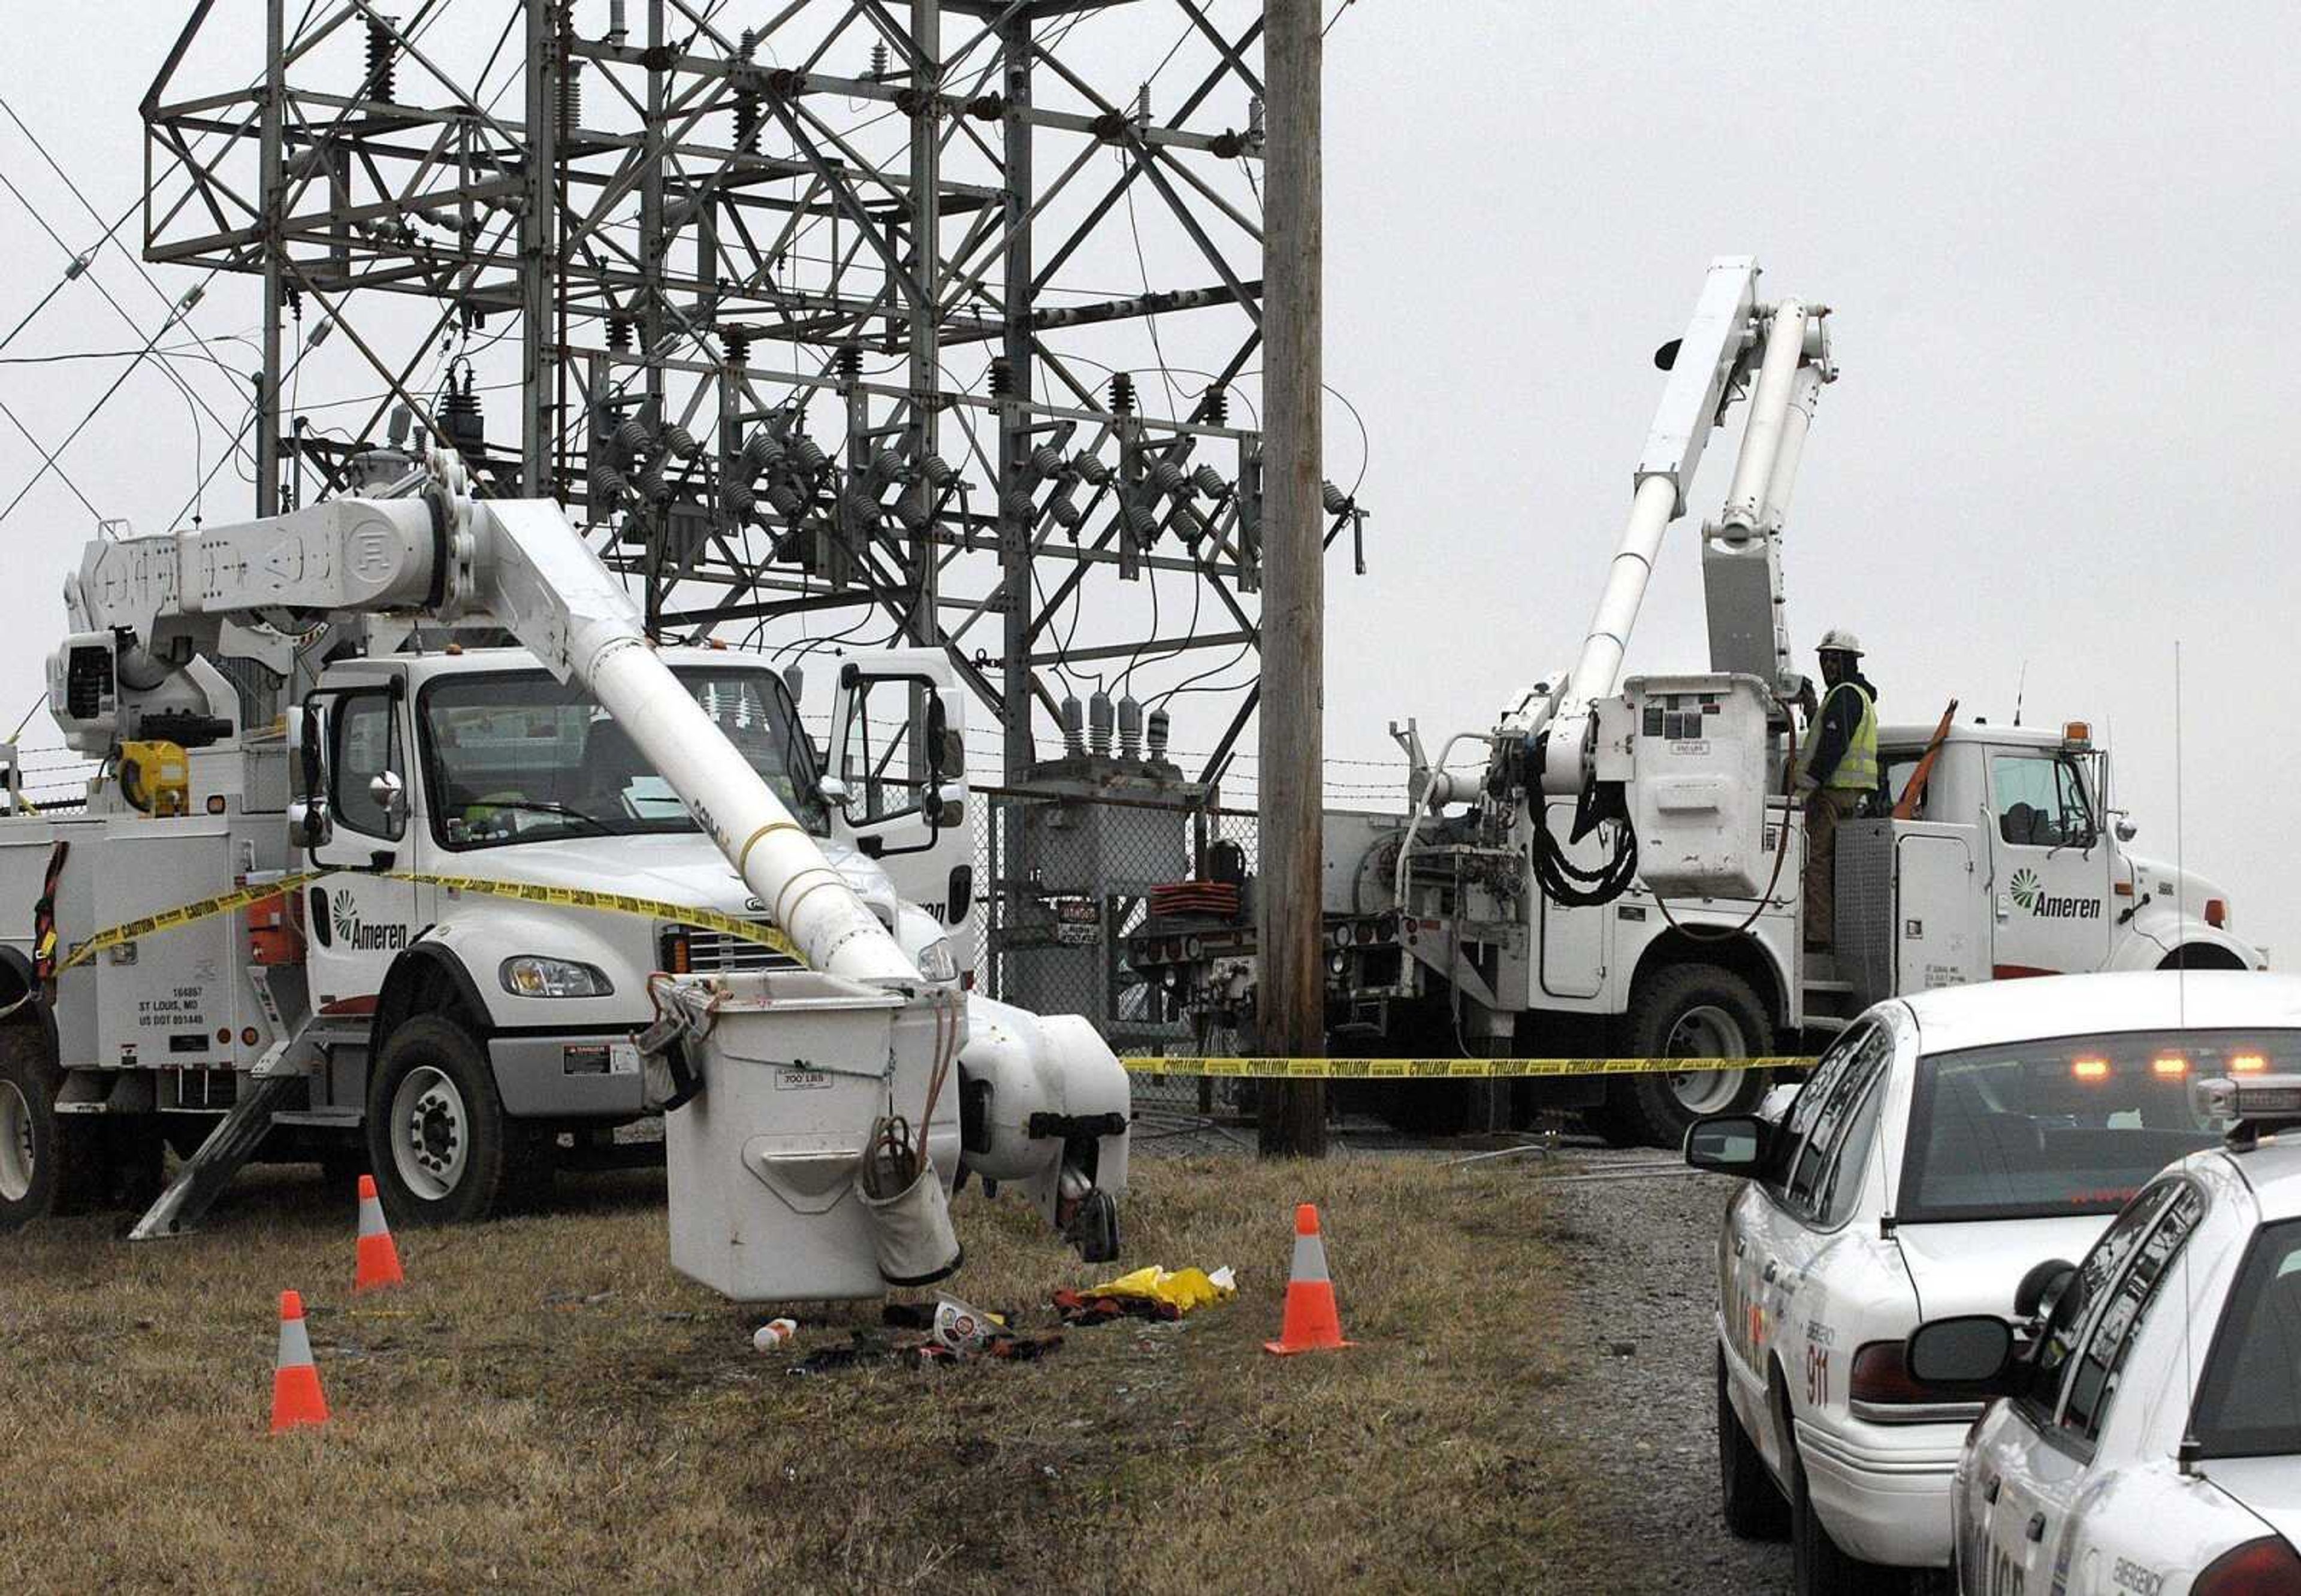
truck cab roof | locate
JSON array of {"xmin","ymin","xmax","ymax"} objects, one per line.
[{"xmin": 1878, "ymin": 721, "xmax": 2082, "ymax": 752}]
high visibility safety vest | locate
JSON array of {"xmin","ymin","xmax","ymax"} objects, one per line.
[{"xmin": 1810, "ymin": 682, "xmax": 1880, "ymax": 790}]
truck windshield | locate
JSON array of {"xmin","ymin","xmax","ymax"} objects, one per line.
[
  {"xmin": 419, "ymin": 667, "xmax": 828, "ymax": 849},
  {"xmin": 1897, "ymin": 1029, "xmax": 2301, "ymax": 1222},
  {"xmin": 2190, "ymin": 1217, "xmax": 2301, "ymax": 1460}
]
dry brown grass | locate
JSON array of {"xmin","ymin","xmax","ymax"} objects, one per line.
[{"xmin": 0, "ymin": 1153, "xmax": 1593, "ymax": 1593}]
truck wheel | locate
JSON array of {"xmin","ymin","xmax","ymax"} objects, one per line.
[
  {"xmin": 1718, "ymin": 1347, "xmax": 1789, "ymax": 1540},
  {"xmin": 366, "ymin": 1017, "xmax": 526, "ymax": 1226},
  {"xmin": 0, "ymin": 1026, "xmax": 97, "ymax": 1231},
  {"xmin": 1617, "ymin": 965, "xmax": 1774, "ymax": 1149}
]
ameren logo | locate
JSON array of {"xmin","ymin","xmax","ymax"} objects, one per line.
[
  {"xmin": 2010, "ymin": 867, "xmax": 2103, "ymax": 921},
  {"xmin": 331, "ymin": 891, "xmax": 410, "ymax": 953}
]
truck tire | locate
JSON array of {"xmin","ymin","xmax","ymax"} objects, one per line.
[
  {"xmin": 366, "ymin": 1017, "xmax": 535, "ymax": 1226},
  {"xmin": 1613, "ymin": 965, "xmax": 1774, "ymax": 1149},
  {"xmin": 1718, "ymin": 1348, "xmax": 1790, "ymax": 1539},
  {"xmin": 0, "ymin": 1026, "xmax": 98, "ymax": 1231}
]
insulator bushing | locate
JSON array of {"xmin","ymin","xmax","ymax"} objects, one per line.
[
  {"xmin": 739, "ymin": 431, "xmax": 783, "ymax": 474},
  {"xmin": 869, "ymin": 41, "xmax": 890, "ymax": 80},
  {"xmin": 721, "ymin": 480, "xmax": 757, "ymax": 517},
  {"xmin": 1072, "ymin": 452, "xmax": 1113, "ymax": 486},
  {"xmin": 587, "ymin": 460, "xmax": 628, "ymax": 501},
  {"xmin": 765, "ymin": 482, "xmax": 807, "ymax": 517},
  {"xmin": 788, "ymin": 436, "xmax": 829, "ymax": 476},
  {"xmin": 1147, "ymin": 706, "xmax": 1171, "ymax": 760},
  {"xmin": 834, "ymin": 343, "xmax": 863, "ymax": 381},
  {"xmin": 611, "ymin": 417, "xmax": 652, "ymax": 458},
  {"xmin": 1117, "ymin": 694, "xmax": 1143, "ymax": 761},
  {"xmin": 986, "ymin": 356, "xmax": 1012, "ymax": 398},
  {"xmin": 1088, "ymin": 691, "xmax": 1115, "ymax": 757},
  {"xmin": 1190, "ymin": 464, "xmax": 1228, "ymax": 500},
  {"xmin": 660, "ymin": 424, "xmax": 700, "ymax": 459},
  {"xmin": 1149, "ymin": 460, "xmax": 1189, "ymax": 497},
  {"xmin": 607, "ymin": 317, "xmax": 634, "ymax": 353},
  {"xmin": 1322, "ymin": 480, "xmax": 1352, "ymax": 515},
  {"xmin": 1028, "ymin": 443, "xmax": 1065, "ymax": 480},
  {"xmin": 896, "ymin": 488, "xmax": 932, "ymax": 532},
  {"xmin": 1061, "ymin": 695, "xmax": 1086, "ymax": 757},
  {"xmin": 1122, "ymin": 500, "xmax": 1159, "ymax": 540},
  {"xmin": 1047, "ymin": 486, "xmax": 1082, "ymax": 530},
  {"xmin": 636, "ymin": 464, "xmax": 672, "ymax": 504},
  {"xmin": 1000, "ymin": 489, "xmax": 1038, "ymax": 522},
  {"xmin": 1109, "ymin": 371, "xmax": 1136, "ymax": 415},
  {"xmin": 1201, "ymin": 385, "xmax": 1228, "ymax": 426},
  {"xmin": 919, "ymin": 453, "xmax": 955, "ymax": 487}
]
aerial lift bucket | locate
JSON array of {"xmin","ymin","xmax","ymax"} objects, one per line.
[{"xmin": 645, "ymin": 969, "xmax": 962, "ymax": 1302}]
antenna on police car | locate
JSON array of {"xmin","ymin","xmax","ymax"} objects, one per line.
[{"xmin": 2175, "ymin": 642, "xmax": 2187, "ymax": 1030}]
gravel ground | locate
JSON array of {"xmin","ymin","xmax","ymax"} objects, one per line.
[{"xmin": 1530, "ymin": 1143, "xmax": 1790, "ymax": 1594}]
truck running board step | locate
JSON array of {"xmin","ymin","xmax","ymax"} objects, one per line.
[{"xmin": 126, "ymin": 1075, "xmax": 299, "ymax": 1242}]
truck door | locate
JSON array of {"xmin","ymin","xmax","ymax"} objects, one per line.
[
  {"xmin": 1983, "ymin": 748, "xmax": 2112, "ymax": 978},
  {"xmin": 827, "ymin": 650, "xmax": 974, "ymax": 960},
  {"xmin": 306, "ymin": 676, "xmax": 421, "ymax": 1017}
]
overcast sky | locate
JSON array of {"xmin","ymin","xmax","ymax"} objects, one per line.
[{"xmin": 0, "ymin": 4, "xmax": 2293, "ymax": 959}]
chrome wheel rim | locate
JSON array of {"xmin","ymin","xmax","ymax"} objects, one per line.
[
  {"xmin": 0, "ymin": 1080, "xmax": 31, "ymax": 1202},
  {"xmin": 1666, "ymin": 1003, "xmax": 1750, "ymax": 1115},
  {"xmin": 389, "ymin": 1065, "xmax": 468, "ymax": 1202}
]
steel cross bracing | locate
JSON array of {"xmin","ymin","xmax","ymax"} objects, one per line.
[{"xmin": 140, "ymin": 0, "xmax": 1367, "ymax": 789}]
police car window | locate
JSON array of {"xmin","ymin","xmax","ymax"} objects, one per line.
[
  {"xmin": 2057, "ymin": 1183, "xmax": 2205, "ymax": 1444},
  {"xmin": 2025, "ymin": 1181, "xmax": 2181, "ymax": 1422},
  {"xmin": 1897, "ymin": 1028, "xmax": 2288, "ymax": 1223},
  {"xmin": 1816, "ymin": 1071, "xmax": 1888, "ymax": 1229},
  {"xmin": 1991, "ymin": 754, "xmax": 2092, "ymax": 849},
  {"xmin": 1788, "ymin": 1027, "xmax": 1893, "ymax": 1219},
  {"xmin": 2191, "ymin": 1219, "xmax": 2301, "ymax": 1460},
  {"xmin": 1773, "ymin": 1022, "xmax": 1876, "ymax": 1189}
]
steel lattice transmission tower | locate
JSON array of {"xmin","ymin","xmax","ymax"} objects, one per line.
[{"xmin": 140, "ymin": 0, "xmax": 1365, "ymax": 791}]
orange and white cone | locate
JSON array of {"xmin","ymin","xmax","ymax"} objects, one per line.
[
  {"xmin": 1263, "ymin": 1203, "xmax": 1355, "ymax": 1355},
  {"xmin": 269, "ymin": 1290, "xmax": 329, "ymax": 1434},
  {"xmin": 354, "ymin": 1174, "xmax": 404, "ymax": 1292}
]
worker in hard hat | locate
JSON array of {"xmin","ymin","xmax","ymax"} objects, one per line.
[{"xmin": 1795, "ymin": 628, "xmax": 1880, "ymax": 953}]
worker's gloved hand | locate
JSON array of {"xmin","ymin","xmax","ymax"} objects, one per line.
[{"xmin": 1793, "ymin": 680, "xmax": 1818, "ymax": 717}]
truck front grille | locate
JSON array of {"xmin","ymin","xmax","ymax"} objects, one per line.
[{"xmin": 662, "ymin": 920, "xmax": 804, "ymax": 974}]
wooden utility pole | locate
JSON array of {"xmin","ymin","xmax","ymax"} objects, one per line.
[{"xmin": 1257, "ymin": 0, "xmax": 1326, "ymax": 1157}]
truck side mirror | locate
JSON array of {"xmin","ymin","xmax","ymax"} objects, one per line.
[
  {"xmin": 293, "ymin": 698, "xmax": 326, "ymax": 800},
  {"xmin": 288, "ymin": 797, "xmax": 333, "ymax": 850},
  {"xmin": 370, "ymin": 769, "xmax": 408, "ymax": 830},
  {"xmin": 925, "ymin": 694, "xmax": 953, "ymax": 781},
  {"xmin": 818, "ymin": 774, "xmax": 851, "ymax": 809}
]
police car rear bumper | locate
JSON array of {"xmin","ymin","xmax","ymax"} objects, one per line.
[{"xmin": 1795, "ymin": 1417, "xmax": 1965, "ymax": 1568}]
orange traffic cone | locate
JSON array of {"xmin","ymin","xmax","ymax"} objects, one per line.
[
  {"xmin": 269, "ymin": 1290, "xmax": 329, "ymax": 1434},
  {"xmin": 1263, "ymin": 1203, "xmax": 1355, "ymax": 1355},
  {"xmin": 354, "ymin": 1174, "xmax": 404, "ymax": 1292}
]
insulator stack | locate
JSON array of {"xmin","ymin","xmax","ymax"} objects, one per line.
[
  {"xmin": 557, "ymin": 60, "xmax": 583, "ymax": 134},
  {"xmin": 1201, "ymin": 385, "xmax": 1228, "ymax": 426},
  {"xmin": 1117, "ymin": 694, "xmax": 1142, "ymax": 761},
  {"xmin": 607, "ymin": 317, "xmax": 634, "ymax": 353},
  {"xmin": 1146, "ymin": 707, "xmax": 1170, "ymax": 761},
  {"xmin": 366, "ymin": 16, "xmax": 398, "ymax": 104},
  {"xmin": 659, "ymin": 424, "xmax": 700, "ymax": 459},
  {"xmin": 722, "ymin": 325, "xmax": 751, "ymax": 369},
  {"xmin": 1061, "ymin": 694, "xmax": 1086, "ymax": 757},
  {"xmin": 1109, "ymin": 371, "xmax": 1136, "ymax": 416},
  {"xmin": 835, "ymin": 344, "xmax": 863, "ymax": 382},
  {"xmin": 1189, "ymin": 464, "xmax": 1228, "ymax": 499},
  {"xmin": 442, "ymin": 370, "xmax": 484, "ymax": 452},
  {"xmin": 986, "ymin": 356, "xmax": 1013, "ymax": 398},
  {"xmin": 1322, "ymin": 480, "xmax": 1352, "ymax": 515},
  {"xmin": 869, "ymin": 42, "xmax": 890, "ymax": 80}
]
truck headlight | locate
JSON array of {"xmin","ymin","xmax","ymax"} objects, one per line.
[
  {"xmin": 500, "ymin": 955, "xmax": 615, "ymax": 998},
  {"xmin": 914, "ymin": 938, "xmax": 959, "ymax": 984}
]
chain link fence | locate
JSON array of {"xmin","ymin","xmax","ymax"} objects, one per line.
[{"xmin": 969, "ymin": 783, "xmax": 1261, "ymax": 1116}]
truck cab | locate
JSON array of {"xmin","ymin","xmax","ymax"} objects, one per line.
[{"xmin": 0, "ymin": 640, "xmax": 978, "ymax": 1228}]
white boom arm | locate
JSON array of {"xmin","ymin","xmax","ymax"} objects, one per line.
[
  {"xmin": 59, "ymin": 452, "xmax": 915, "ymax": 984},
  {"xmin": 1527, "ymin": 256, "xmax": 1830, "ymax": 795}
]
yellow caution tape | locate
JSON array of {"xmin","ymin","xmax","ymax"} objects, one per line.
[
  {"xmin": 54, "ymin": 869, "xmax": 806, "ymax": 974},
  {"xmin": 1121, "ymin": 1054, "xmax": 1814, "ymax": 1080}
]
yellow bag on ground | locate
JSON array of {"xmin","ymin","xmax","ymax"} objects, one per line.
[{"xmin": 1085, "ymin": 1264, "xmax": 1236, "ymax": 1314}]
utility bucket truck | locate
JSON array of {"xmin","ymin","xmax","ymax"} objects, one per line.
[
  {"xmin": 1130, "ymin": 257, "xmax": 2261, "ymax": 1147},
  {"xmin": 0, "ymin": 449, "xmax": 1128, "ymax": 1296}
]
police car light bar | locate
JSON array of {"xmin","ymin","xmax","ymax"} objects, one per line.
[{"xmin": 2194, "ymin": 1074, "xmax": 2301, "ymax": 1147}]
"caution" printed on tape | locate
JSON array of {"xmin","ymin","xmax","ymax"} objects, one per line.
[
  {"xmin": 1119, "ymin": 1054, "xmax": 1815, "ymax": 1081},
  {"xmin": 56, "ymin": 869, "xmax": 807, "ymax": 974}
]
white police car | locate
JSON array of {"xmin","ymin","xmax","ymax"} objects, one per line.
[
  {"xmin": 1906, "ymin": 1065, "xmax": 2301, "ymax": 1595},
  {"xmin": 1686, "ymin": 972, "xmax": 2301, "ymax": 1594}
]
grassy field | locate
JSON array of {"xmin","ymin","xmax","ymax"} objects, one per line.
[{"xmin": 0, "ymin": 1153, "xmax": 1593, "ymax": 1593}]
